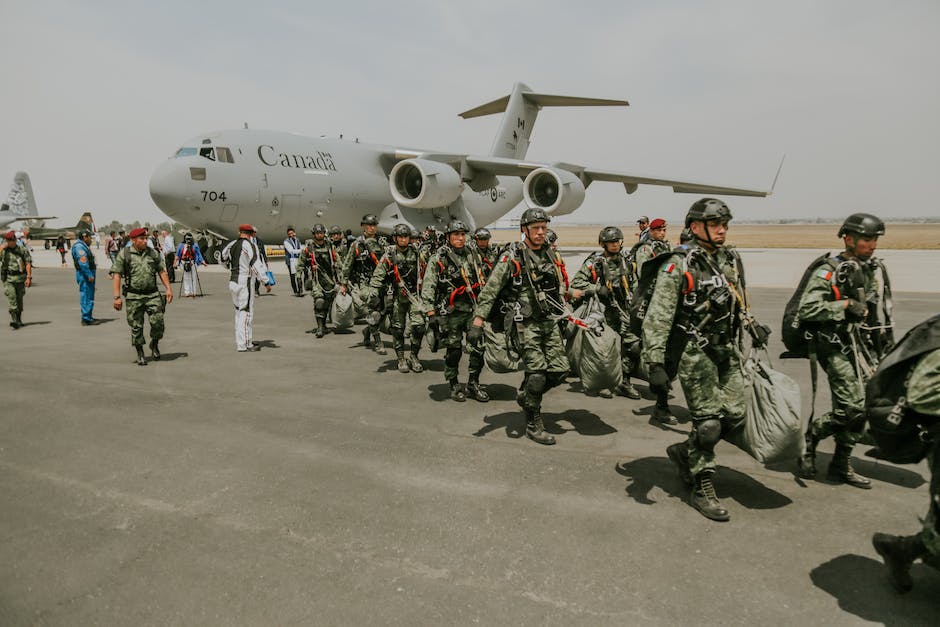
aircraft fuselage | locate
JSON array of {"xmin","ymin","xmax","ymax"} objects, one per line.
[{"xmin": 149, "ymin": 129, "xmax": 521, "ymax": 243}]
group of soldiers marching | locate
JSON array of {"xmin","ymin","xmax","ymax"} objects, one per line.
[{"xmin": 278, "ymin": 201, "xmax": 938, "ymax": 593}]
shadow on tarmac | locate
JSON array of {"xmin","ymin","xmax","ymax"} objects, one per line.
[
  {"xmin": 545, "ymin": 409, "xmax": 616, "ymax": 436},
  {"xmin": 473, "ymin": 411, "xmax": 525, "ymax": 439},
  {"xmin": 616, "ymin": 457, "xmax": 792, "ymax": 510},
  {"xmin": 810, "ymin": 553, "xmax": 940, "ymax": 624},
  {"xmin": 153, "ymin": 352, "xmax": 188, "ymax": 362},
  {"xmin": 764, "ymin": 452, "xmax": 927, "ymax": 490}
]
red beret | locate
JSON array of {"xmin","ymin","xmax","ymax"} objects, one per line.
[
  {"xmin": 128, "ymin": 227, "xmax": 148, "ymax": 238},
  {"xmin": 238, "ymin": 224, "xmax": 257, "ymax": 233},
  {"xmin": 3, "ymin": 231, "xmax": 16, "ymax": 240},
  {"xmin": 649, "ymin": 218, "xmax": 667, "ymax": 229}
]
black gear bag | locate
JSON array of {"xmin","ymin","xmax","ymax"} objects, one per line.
[{"xmin": 866, "ymin": 314, "xmax": 940, "ymax": 464}]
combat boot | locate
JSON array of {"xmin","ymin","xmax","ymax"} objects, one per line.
[
  {"xmin": 524, "ymin": 409, "xmax": 556, "ymax": 446},
  {"xmin": 617, "ymin": 378, "xmax": 641, "ymax": 399},
  {"xmin": 372, "ymin": 332, "xmax": 387, "ymax": 355},
  {"xmin": 396, "ymin": 350, "xmax": 409, "ymax": 373},
  {"xmin": 653, "ymin": 403, "xmax": 678, "ymax": 426},
  {"xmin": 465, "ymin": 376, "xmax": 489, "ymax": 403},
  {"xmin": 872, "ymin": 532, "xmax": 927, "ymax": 593},
  {"xmin": 135, "ymin": 346, "xmax": 148, "ymax": 366},
  {"xmin": 827, "ymin": 444, "xmax": 871, "ymax": 488},
  {"xmin": 9, "ymin": 310, "xmax": 20, "ymax": 329},
  {"xmin": 406, "ymin": 352, "xmax": 424, "ymax": 373},
  {"xmin": 149, "ymin": 339, "xmax": 161, "ymax": 360},
  {"xmin": 666, "ymin": 442, "xmax": 693, "ymax": 487},
  {"xmin": 690, "ymin": 472, "xmax": 729, "ymax": 521},
  {"xmin": 449, "ymin": 379, "xmax": 466, "ymax": 402},
  {"xmin": 361, "ymin": 326, "xmax": 371, "ymax": 349},
  {"xmin": 315, "ymin": 317, "xmax": 325, "ymax": 338},
  {"xmin": 797, "ymin": 431, "xmax": 819, "ymax": 479}
]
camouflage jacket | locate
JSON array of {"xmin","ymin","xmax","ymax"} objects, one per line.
[
  {"xmin": 111, "ymin": 246, "xmax": 164, "ymax": 295},
  {"xmin": 635, "ymin": 239, "xmax": 672, "ymax": 275},
  {"xmin": 474, "ymin": 242, "xmax": 566, "ymax": 322},
  {"xmin": 1, "ymin": 244, "xmax": 32, "ymax": 282},
  {"xmin": 641, "ymin": 243, "xmax": 744, "ymax": 365},
  {"xmin": 421, "ymin": 244, "xmax": 485, "ymax": 314},
  {"xmin": 570, "ymin": 250, "xmax": 633, "ymax": 311},
  {"xmin": 369, "ymin": 245, "xmax": 421, "ymax": 303},
  {"xmin": 339, "ymin": 236, "xmax": 384, "ymax": 286},
  {"xmin": 797, "ymin": 252, "xmax": 878, "ymax": 330},
  {"xmin": 301, "ymin": 241, "xmax": 339, "ymax": 294}
]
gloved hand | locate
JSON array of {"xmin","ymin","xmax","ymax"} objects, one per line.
[
  {"xmin": 845, "ymin": 298, "xmax": 868, "ymax": 321},
  {"xmin": 648, "ymin": 363, "xmax": 671, "ymax": 396},
  {"xmin": 466, "ymin": 324, "xmax": 484, "ymax": 346},
  {"xmin": 751, "ymin": 323, "xmax": 771, "ymax": 348},
  {"xmin": 596, "ymin": 284, "xmax": 610, "ymax": 301}
]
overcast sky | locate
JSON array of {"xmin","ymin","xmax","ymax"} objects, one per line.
[{"xmin": 1, "ymin": 0, "xmax": 938, "ymax": 229}]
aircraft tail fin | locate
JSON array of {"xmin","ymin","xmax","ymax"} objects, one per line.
[
  {"xmin": 458, "ymin": 83, "xmax": 629, "ymax": 160},
  {"xmin": 3, "ymin": 172, "xmax": 38, "ymax": 218},
  {"xmin": 75, "ymin": 212, "xmax": 95, "ymax": 232}
]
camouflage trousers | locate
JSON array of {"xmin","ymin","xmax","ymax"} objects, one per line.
[
  {"xmin": 676, "ymin": 341, "xmax": 745, "ymax": 477},
  {"xmin": 922, "ymin": 446, "xmax": 940, "ymax": 557},
  {"xmin": 812, "ymin": 346, "xmax": 866, "ymax": 447},
  {"xmin": 387, "ymin": 295, "xmax": 426, "ymax": 353},
  {"xmin": 4, "ymin": 279, "xmax": 25, "ymax": 313},
  {"xmin": 125, "ymin": 293, "xmax": 165, "ymax": 346},
  {"xmin": 441, "ymin": 309, "xmax": 484, "ymax": 382},
  {"xmin": 605, "ymin": 307, "xmax": 639, "ymax": 375}
]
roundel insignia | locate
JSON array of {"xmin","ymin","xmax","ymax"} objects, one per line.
[
  {"xmin": 272, "ymin": 196, "xmax": 279, "ymax": 207},
  {"xmin": 490, "ymin": 188, "xmax": 498, "ymax": 202}
]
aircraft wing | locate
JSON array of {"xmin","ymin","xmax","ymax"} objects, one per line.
[
  {"xmin": 392, "ymin": 151, "xmax": 769, "ymax": 197},
  {"xmin": 464, "ymin": 156, "xmax": 770, "ymax": 197}
]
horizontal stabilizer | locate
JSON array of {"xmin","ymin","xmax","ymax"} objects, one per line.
[{"xmin": 459, "ymin": 92, "xmax": 628, "ymax": 119}]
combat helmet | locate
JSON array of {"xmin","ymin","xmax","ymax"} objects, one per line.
[
  {"xmin": 838, "ymin": 213, "xmax": 885, "ymax": 238},
  {"xmin": 473, "ymin": 227, "xmax": 492, "ymax": 240},
  {"xmin": 546, "ymin": 229, "xmax": 558, "ymax": 245},
  {"xmin": 685, "ymin": 198, "xmax": 732, "ymax": 228},
  {"xmin": 311, "ymin": 223, "xmax": 327, "ymax": 235},
  {"xmin": 328, "ymin": 225, "xmax": 343, "ymax": 236},
  {"xmin": 360, "ymin": 214, "xmax": 379, "ymax": 226},
  {"xmin": 598, "ymin": 226, "xmax": 623, "ymax": 243},
  {"xmin": 391, "ymin": 223, "xmax": 411, "ymax": 237},
  {"xmin": 444, "ymin": 219, "xmax": 468, "ymax": 234},
  {"xmin": 520, "ymin": 207, "xmax": 551, "ymax": 226}
]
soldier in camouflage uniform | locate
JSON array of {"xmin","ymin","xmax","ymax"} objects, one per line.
[
  {"xmin": 869, "ymin": 316, "xmax": 940, "ymax": 593},
  {"xmin": 339, "ymin": 214, "xmax": 387, "ymax": 354},
  {"xmin": 301, "ymin": 224, "xmax": 340, "ymax": 338},
  {"xmin": 570, "ymin": 226, "xmax": 644, "ymax": 401},
  {"xmin": 421, "ymin": 219, "xmax": 489, "ymax": 402},
  {"xmin": 634, "ymin": 218, "xmax": 672, "ymax": 271},
  {"xmin": 329, "ymin": 225, "xmax": 348, "ymax": 259},
  {"xmin": 2, "ymin": 230, "xmax": 32, "ymax": 329},
  {"xmin": 472, "ymin": 208, "xmax": 576, "ymax": 445},
  {"xmin": 644, "ymin": 199, "xmax": 752, "ymax": 521},
  {"xmin": 112, "ymin": 227, "xmax": 172, "ymax": 365},
  {"xmin": 470, "ymin": 227, "xmax": 496, "ymax": 281},
  {"xmin": 795, "ymin": 214, "xmax": 889, "ymax": 489},
  {"xmin": 368, "ymin": 223, "xmax": 426, "ymax": 373}
]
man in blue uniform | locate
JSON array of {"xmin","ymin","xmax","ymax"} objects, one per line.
[{"xmin": 72, "ymin": 229, "xmax": 98, "ymax": 325}]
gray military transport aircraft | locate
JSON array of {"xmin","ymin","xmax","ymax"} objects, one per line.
[{"xmin": 149, "ymin": 82, "xmax": 771, "ymax": 259}]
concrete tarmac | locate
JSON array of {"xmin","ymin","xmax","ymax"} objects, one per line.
[{"xmin": 1, "ymin": 249, "xmax": 939, "ymax": 625}]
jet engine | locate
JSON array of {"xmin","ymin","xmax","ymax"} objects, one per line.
[
  {"xmin": 522, "ymin": 167, "xmax": 585, "ymax": 216},
  {"xmin": 390, "ymin": 159, "xmax": 463, "ymax": 209}
]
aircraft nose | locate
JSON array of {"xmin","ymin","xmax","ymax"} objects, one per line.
[{"xmin": 149, "ymin": 159, "xmax": 188, "ymax": 219}]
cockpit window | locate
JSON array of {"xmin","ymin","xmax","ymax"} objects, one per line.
[
  {"xmin": 174, "ymin": 147, "xmax": 197, "ymax": 157},
  {"xmin": 215, "ymin": 147, "xmax": 234, "ymax": 163},
  {"xmin": 199, "ymin": 147, "xmax": 216, "ymax": 161}
]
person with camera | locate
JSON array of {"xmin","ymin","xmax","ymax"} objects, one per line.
[{"xmin": 174, "ymin": 233, "xmax": 207, "ymax": 298}]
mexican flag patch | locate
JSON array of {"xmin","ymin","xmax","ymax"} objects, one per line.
[
  {"xmin": 816, "ymin": 268, "xmax": 833, "ymax": 281},
  {"xmin": 663, "ymin": 263, "xmax": 676, "ymax": 273}
]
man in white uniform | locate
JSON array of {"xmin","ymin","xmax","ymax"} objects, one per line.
[
  {"xmin": 222, "ymin": 224, "xmax": 272, "ymax": 352},
  {"xmin": 283, "ymin": 226, "xmax": 303, "ymax": 296}
]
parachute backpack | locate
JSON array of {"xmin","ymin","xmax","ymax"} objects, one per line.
[
  {"xmin": 866, "ymin": 314, "xmax": 940, "ymax": 464},
  {"xmin": 780, "ymin": 253, "xmax": 833, "ymax": 358}
]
